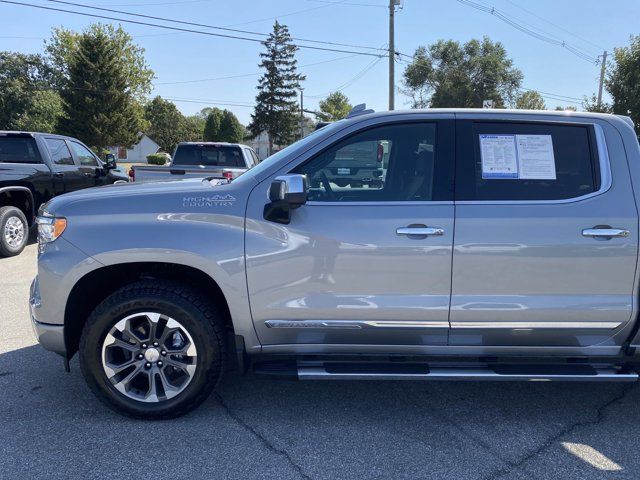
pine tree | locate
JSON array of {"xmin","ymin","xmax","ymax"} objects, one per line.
[
  {"xmin": 249, "ymin": 21, "xmax": 305, "ymax": 155},
  {"xmin": 58, "ymin": 25, "xmax": 144, "ymax": 150}
]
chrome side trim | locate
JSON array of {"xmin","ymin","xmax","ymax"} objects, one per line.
[
  {"xmin": 450, "ymin": 321, "xmax": 622, "ymax": 329},
  {"xmin": 264, "ymin": 319, "xmax": 449, "ymax": 329}
]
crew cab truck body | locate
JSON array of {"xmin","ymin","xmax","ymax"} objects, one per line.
[
  {"xmin": 30, "ymin": 110, "xmax": 640, "ymax": 418},
  {"xmin": 0, "ymin": 131, "xmax": 127, "ymax": 256},
  {"xmin": 130, "ymin": 142, "xmax": 258, "ymax": 183}
]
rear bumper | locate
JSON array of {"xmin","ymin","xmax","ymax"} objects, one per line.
[{"xmin": 30, "ymin": 277, "xmax": 66, "ymax": 356}]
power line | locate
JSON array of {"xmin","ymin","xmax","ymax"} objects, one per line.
[
  {"xmin": 454, "ymin": 0, "xmax": 598, "ymax": 64},
  {"xmin": 0, "ymin": 0, "xmax": 385, "ymax": 57},
  {"xmin": 45, "ymin": 0, "xmax": 387, "ymax": 54},
  {"xmin": 156, "ymin": 54, "xmax": 360, "ymax": 85},
  {"xmin": 306, "ymin": 55, "xmax": 384, "ymax": 98}
]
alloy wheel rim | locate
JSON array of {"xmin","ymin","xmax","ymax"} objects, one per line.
[
  {"xmin": 101, "ymin": 312, "xmax": 198, "ymax": 403},
  {"xmin": 4, "ymin": 216, "xmax": 25, "ymax": 249}
]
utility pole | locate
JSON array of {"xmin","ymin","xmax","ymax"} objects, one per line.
[
  {"xmin": 388, "ymin": 0, "xmax": 395, "ymax": 110},
  {"xmin": 299, "ymin": 88, "xmax": 304, "ymax": 139},
  {"xmin": 597, "ymin": 50, "xmax": 607, "ymax": 110}
]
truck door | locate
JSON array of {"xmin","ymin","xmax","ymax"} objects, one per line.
[
  {"xmin": 450, "ymin": 118, "xmax": 638, "ymax": 352},
  {"xmin": 68, "ymin": 140, "xmax": 107, "ymax": 187},
  {"xmin": 43, "ymin": 137, "xmax": 86, "ymax": 194},
  {"xmin": 245, "ymin": 119, "xmax": 455, "ymax": 350}
]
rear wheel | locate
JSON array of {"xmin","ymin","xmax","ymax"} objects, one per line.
[
  {"xmin": 0, "ymin": 206, "xmax": 28, "ymax": 257},
  {"xmin": 79, "ymin": 281, "xmax": 226, "ymax": 419}
]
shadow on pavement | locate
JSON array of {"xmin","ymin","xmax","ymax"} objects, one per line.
[{"xmin": 1, "ymin": 344, "xmax": 639, "ymax": 480}]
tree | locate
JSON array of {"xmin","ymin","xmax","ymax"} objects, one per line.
[
  {"xmin": 402, "ymin": 37, "xmax": 523, "ymax": 108},
  {"xmin": 554, "ymin": 105, "xmax": 577, "ymax": 111},
  {"xmin": 249, "ymin": 21, "xmax": 305, "ymax": 154},
  {"xmin": 0, "ymin": 52, "xmax": 62, "ymax": 132},
  {"xmin": 45, "ymin": 24, "xmax": 153, "ymax": 101},
  {"xmin": 180, "ymin": 115, "xmax": 204, "ymax": 143},
  {"xmin": 605, "ymin": 35, "xmax": 640, "ymax": 138},
  {"xmin": 582, "ymin": 94, "xmax": 612, "ymax": 113},
  {"xmin": 144, "ymin": 96, "xmax": 186, "ymax": 152},
  {"xmin": 218, "ymin": 110, "xmax": 244, "ymax": 143},
  {"xmin": 203, "ymin": 108, "xmax": 223, "ymax": 141},
  {"xmin": 515, "ymin": 90, "xmax": 546, "ymax": 110},
  {"xmin": 317, "ymin": 92, "xmax": 352, "ymax": 121}
]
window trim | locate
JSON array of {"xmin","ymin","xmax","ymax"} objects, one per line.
[
  {"xmin": 455, "ymin": 121, "xmax": 611, "ymax": 206},
  {"xmin": 292, "ymin": 119, "xmax": 454, "ymax": 205}
]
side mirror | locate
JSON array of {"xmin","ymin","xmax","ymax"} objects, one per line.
[
  {"xmin": 264, "ymin": 174, "xmax": 308, "ymax": 224},
  {"xmin": 104, "ymin": 153, "xmax": 117, "ymax": 170}
]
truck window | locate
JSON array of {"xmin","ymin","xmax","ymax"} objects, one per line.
[
  {"xmin": 69, "ymin": 141, "xmax": 99, "ymax": 167},
  {"xmin": 45, "ymin": 138, "xmax": 74, "ymax": 165},
  {"xmin": 456, "ymin": 122, "xmax": 600, "ymax": 201},
  {"xmin": 172, "ymin": 145, "xmax": 245, "ymax": 168},
  {"xmin": 0, "ymin": 137, "xmax": 42, "ymax": 164},
  {"xmin": 295, "ymin": 122, "xmax": 450, "ymax": 202}
]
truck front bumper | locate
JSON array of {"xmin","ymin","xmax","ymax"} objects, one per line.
[{"xmin": 30, "ymin": 277, "xmax": 66, "ymax": 356}]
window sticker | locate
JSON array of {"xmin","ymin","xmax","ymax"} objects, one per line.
[
  {"xmin": 480, "ymin": 134, "xmax": 557, "ymax": 180},
  {"xmin": 516, "ymin": 135, "xmax": 556, "ymax": 180},
  {"xmin": 480, "ymin": 135, "xmax": 518, "ymax": 179}
]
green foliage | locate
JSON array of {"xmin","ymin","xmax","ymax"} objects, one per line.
[
  {"xmin": 144, "ymin": 96, "xmax": 185, "ymax": 152},
  {"xmin": 218, "ymin": 110, "xmax": 244, "ymax": 143},
  {"xmin": 317, "ymin": 92, "xmax": 352, "ymax": 121},
  {"xmin": 146, "ymin": 153, "xmax": 167, "ymax": 165},
  {"xmin": 203, "ymin": 108, "xmax": 223, "ymax": 141},
  {"xmin": 249, "ymin": 21, "xmax": 305, "ymax": 154},
  {"xmin": 582, "ymin": 94, "xmax": 612, "ymax": 113},
  {"xmin": 0, "ymin": 52, "xmax": 62, "ymax": 132},
  {"xmin": 46, "ymin": 24, "xmax": 153, "ymax": 101},
  {"xmin": 606, "ymin": 35, "xmax": 640, "ymax": 138},
  {"xmin": 515, "ymin": 90, "xmax": 546, "ymax": 110},
  {"xmin": 402, "ymin": 37, "xmax": 523, "ymax": 108},
  {"xmin": 179, "ymin": 115, "xmax": 204, "ymax": 143},
  {"xmin": 57, "ymin": 25, "xmax": 145, "ymax": 150}
]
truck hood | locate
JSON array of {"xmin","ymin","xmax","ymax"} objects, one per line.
[{"xmin": 42, "ymin": 177, "xmax": 238, "ymax": 216}]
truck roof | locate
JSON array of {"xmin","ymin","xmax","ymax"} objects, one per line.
[
  {"xmin": 176, "ymin": 142, "xmax": 252, "ymax": 148},
  {"xmin": 0, "ymin": 130, "xmax": 77, "ymax": 140}
]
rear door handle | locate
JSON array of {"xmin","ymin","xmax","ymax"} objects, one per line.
[
  {"xmin": 53, "ymin": 172, "xmax": 64, "ymax": 178},
  {"xmin": 582, "ymin": 228, "xmax": 629, "ymax": 239},
  {"xmin": 396, "ymin": 226, "xmax": 444, "ymax": 237}
]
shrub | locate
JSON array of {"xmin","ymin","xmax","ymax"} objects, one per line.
[{"xmin": 146, "ymin": 153, "xmax": 167, "ymax": 165}]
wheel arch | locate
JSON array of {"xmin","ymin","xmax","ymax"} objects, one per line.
[
  {"xmin": 0, "ymin": 186, "xmax": 35, "ymax": 225},
  {"xmin": 64, "ymin": 262, "xmax": 235, "ymax": 359}
]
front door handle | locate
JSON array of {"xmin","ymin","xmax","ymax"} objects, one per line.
[
  {"xmin": 582, "ymin": 228, "xmax": 629, "ymax": 239},
  {"xmin": 396, "ymin": 226, "xmax": 444, "ymax": 237}
]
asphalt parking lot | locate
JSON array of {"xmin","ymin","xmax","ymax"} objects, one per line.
[{"xmin": 2, "ymin": 244, "xmax": 640, "ymax": 479}]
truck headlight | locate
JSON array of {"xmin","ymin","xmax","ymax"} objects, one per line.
[{"xmin": 36, "ymin": 215, "xmax": 67, "ymax": 245}]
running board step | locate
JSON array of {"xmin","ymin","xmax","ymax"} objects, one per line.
[{"xmin": 292, "ymin": 363, "xmax": 639, "ymax": 382}]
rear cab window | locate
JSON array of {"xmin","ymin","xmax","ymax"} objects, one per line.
[
  {"xmin": 172, "ymin": 144, "xmax": 245, "ymax": 168},
  {"xmin": 0, "ymin": 136, "xmax": 42, "ymax": 164},
  {"xmin": 456, "ymin": 121, "xmax": 601, "ymax": 201}
]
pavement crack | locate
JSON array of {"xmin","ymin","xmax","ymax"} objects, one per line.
[
  {"xmin": 481, "ymin": 383, "xmax": 637, "ymax": 480},
  {"xmin": 214, "ymin": 392, "xmax": 313, "ymax": 480}
]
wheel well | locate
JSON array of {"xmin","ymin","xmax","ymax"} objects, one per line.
[
  {"xmin": 64, "ymin": 262, "xmax": 234, "ymax": 359},
  {"xmin": 0, "ymin": 190, "xmax": 34, "ymax": 225}
]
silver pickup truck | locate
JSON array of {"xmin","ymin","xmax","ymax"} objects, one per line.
[
  {"xmin": 30, "ymin": 109, "xmax": 640, "ymax": 419},
  {"xmin": 130, "ymin": 142, "xmax": 258, "ymax": 183}
]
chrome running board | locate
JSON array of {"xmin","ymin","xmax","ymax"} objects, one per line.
[{"xmin": 294, "ymin": 363, "xmax": 638, "ymax": 382}]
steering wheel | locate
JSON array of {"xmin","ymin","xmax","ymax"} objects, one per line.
[{"xmin": 319, "ymin": 171, "xmax": 336, "ymax": 201}]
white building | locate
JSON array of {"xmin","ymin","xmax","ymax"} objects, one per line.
[
  {"xmin": 108, "ymin": 133, "xmax": 161, "ymax": 163},
  {"xmin": 246, "ymin": 131, "xmax": 276, "ymax": 161}
]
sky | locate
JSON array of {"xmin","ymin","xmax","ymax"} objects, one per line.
[{"xmin": 1, "ymin": 0, "xmax": 639, "ymax": 125}]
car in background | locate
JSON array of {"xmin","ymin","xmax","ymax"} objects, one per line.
[
  {"xmin": 0, "ymin": 131, "xmax": 128, "ymax": 256},
  {"xmin": 130, "ymin": 142, "xmax": 258, "ymax": 183}
]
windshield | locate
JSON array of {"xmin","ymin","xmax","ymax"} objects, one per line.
[
  {"xmin": 234, "ymin": 120, "xmax": 347, "ymax": 183},
  {"xmin": 172, "ymin": 145, "xmax": 244, "ymax": 167}
]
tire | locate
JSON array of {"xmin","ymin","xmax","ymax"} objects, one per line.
[
  {"xmin": 0, "ymin": 206, "xmax": 28, "ymax": 257},
  {"xmin": 79, "ymin": 280, "xmax": 226, "ymax": 419}
]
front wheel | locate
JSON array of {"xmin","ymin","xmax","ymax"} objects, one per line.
[
  {"xmin": 0, "ymin": 206, "xmax": 28, "ymax": 257},
  {"xmin": 79, "ymin": 281, "xmax": 226, "ymax": 419}
]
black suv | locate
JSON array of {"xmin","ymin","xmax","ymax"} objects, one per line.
[{"xmin": 0, "ymin": 131, "xmax": 128, "ymax": 256}]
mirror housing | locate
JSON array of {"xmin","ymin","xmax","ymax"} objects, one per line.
[
  {"xmin": 104, "ymin": 153, "xmax": 117, "ymax": 170},
  {"xmin": 264, "ymin": 174, "xmax": 308, "ymax": 224}
]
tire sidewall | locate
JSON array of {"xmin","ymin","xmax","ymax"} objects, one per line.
[
  {"xmin": 0, "ymin": 207, "xmax": 28, "ymax": 257},
  {"xmin": 80, "ymin": 293, "xmax": 222, "ymax": 418}
]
